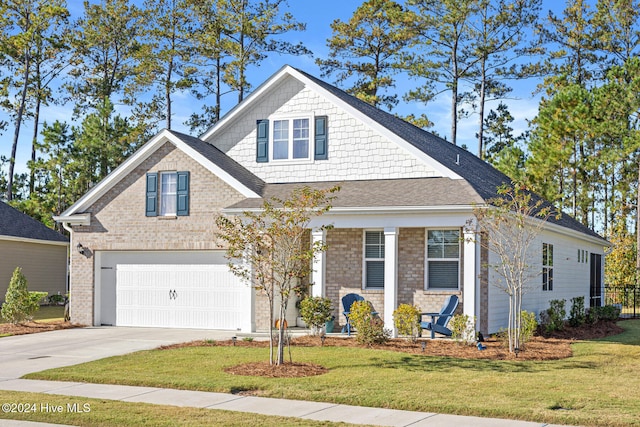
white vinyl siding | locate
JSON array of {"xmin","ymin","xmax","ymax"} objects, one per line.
[{"xmin": 426, "ymin": 229, "xmax": 460, "ymax": 290}]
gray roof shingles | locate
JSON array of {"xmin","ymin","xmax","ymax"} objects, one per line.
[
  {"xmin": 294, "ymin": 67, "xmax": 603, "ymax": 240},
  {"xmin": 227, "ymin": 177, "xmax": 484, "ymax": 210},
  {"xmin": 168, "ymin": 130, "xmax": 266, "ymax": 195},
  {"xmin": 171, "ymin": 67, "xmax": 602, "ymax": 241},
  {"xmin": 0, "ymin": 202, "xmax": 68, "ymax": 243}
]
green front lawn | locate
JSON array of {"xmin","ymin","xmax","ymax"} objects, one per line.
[
  {"xmin": 0, "ymin": 305, "xmax": 64, "ymax": 323},
  {"xmin": 25, "ymin": 320, "xmax": 640, "ymax": 427}
]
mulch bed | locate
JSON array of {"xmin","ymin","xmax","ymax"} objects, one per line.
[
  {"xmin": 159, "ymin": 320, "xmax": 626, "ymax": 377},
  {"xmin": 0, "ymin": 320, "xmax": 80, "ymax": 336}
]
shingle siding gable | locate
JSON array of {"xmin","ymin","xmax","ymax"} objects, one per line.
[{"xmin": 205, "ymin": 77, "xmax": 441, "ymax": 183}]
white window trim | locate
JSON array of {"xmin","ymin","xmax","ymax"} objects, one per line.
[
  {"xmin": 159, "ymin": 171, "xmax": 177, "ymax": 217},
  {"xmin": 424, "ymin": 228, "xmax": 461, "ymax": 291},
  {"xmin": 363, "ymin": 229, "xmax": 385, "ymax": 290},
  {"xmin": 543, "ymin": 242, "xmax": 554, "ymax": 291},
  {"xmin": 269, "ymin": 114, "xmax": 314, "ymax": 163}
]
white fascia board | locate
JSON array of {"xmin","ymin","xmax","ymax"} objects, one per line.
[
  {"xmin": 53, "ymin": 213, "xmax": 91, "ymax": 225},
  {"xmin": 200, "ymin": 65, "xmax": 292, "ymax": 141},
  {"xmin": 60, "ymin": 130, "xmax": 258, "ymax": 217},
  {"xmin": 0, "ymin": 235, "xmax": 69, "ymax": 246},
  {"xmin": 474, "ymin": 204, "xmax": 610, "ymax": 248},
  {"xmin": 539, "ymin": 217, "xmax": 610, "ymax": 247},
  {"xmin": 175, "ymin": 136, "xmax": 260, "ymax": 198},
  {"xmin": 222, "ymin": 204, "xmax": 476, "ymax": 216}
]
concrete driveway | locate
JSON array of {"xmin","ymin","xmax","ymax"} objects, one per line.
[{"xmin": 0, "ymin": 327, "xmax": 236, "ymax": 380}]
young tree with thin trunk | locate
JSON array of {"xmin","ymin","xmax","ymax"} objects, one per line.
[
  {"xmin": 468, "ymin": 184, "xmax": 554, "ymax": 353},
  {"xmin": 216, "ymin": 185, "xmax": 339, "ymax": 366}
]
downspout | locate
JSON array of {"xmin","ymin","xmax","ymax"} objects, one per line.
[{"xmin": 60, "ymin": 222, "xmax": 73, "ymax": 297}]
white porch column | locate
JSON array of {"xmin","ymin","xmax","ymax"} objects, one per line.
[
  {"xmin": 240, "ymin": 247, "xmax": 256, "ymax": 333},
  {"xmin": 463, "ymin": 222, "xmax": 478, "ymax": 323},
  {"xmin": 311, "ymin": 229, "xmax": 326, "ymax": 298},
  {"xmin": 384, "ymin": 227, "xmax": 399, "ymax": 337}
]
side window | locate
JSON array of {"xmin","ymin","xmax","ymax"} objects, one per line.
[
  {"xmin": 146, "ymin": 171, "xmax": 189, "ymax": 217},
  {"xmin": 543, "ymin": 243, "xmax": 553, "ymax": 291},
  {"xmin": 364, "ymin": 230, "xmax": 385, "ymax": 289}
]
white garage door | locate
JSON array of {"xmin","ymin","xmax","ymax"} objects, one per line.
[{"xmin": 115, "ymin": 264, "xmax": 246, "ymax": 330}]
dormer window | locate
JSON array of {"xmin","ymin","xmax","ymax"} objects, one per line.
[{"xmin": 256, "ymin": 116, "xmax": 328, "ymax": 163}]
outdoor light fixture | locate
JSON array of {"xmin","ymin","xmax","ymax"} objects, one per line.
[
  {"xmin": 321, "ymin": 335, "xmax": 326, "ymax": 346},
  {"xmin": 232, "ymin": 336, "xmax": 237, "ymax": 346},
  {"xmin": 514, "ymin": 348, "xmax": 520, "ymax": 358},
  {"xmin": 421, "ymin": 341, "xmax": 426, "ymax": 352},
  {"xmin": 76, "ymin": 243, "xmax": 85, "ymax": 255}
]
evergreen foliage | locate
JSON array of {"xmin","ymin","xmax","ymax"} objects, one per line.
[{"xmin": 1, "ymin": 267, "xmax": 45, "ymax": 324}]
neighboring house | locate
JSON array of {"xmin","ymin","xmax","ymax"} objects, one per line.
[
  {"xmin": 54, "ymin": 65, "xmax": 607, "ymax": 334},
  {"xmin": 0, "ymin": 202, "xmax": 69, "ymax": 304}
]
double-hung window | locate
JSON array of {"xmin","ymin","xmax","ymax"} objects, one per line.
[
  {"xmin": 145, "ymin": 171, "xmax": 189, "ymax": 217},
  {"xmin": 426, "ymin": 229, "xmax": 460, "ymax": 290},
  {"xmin": 160, "ymin": 172, "xmax": 177, "ymax": 216},
  {"xmin": 272, "ymin": 118, "xmax": 310, "ymax": 160},
  {"xmin": 364, "ymin": 231, "xmax": 385, "ymax": 289},
  {"xmin": 543, "ymin": 243, "xmax": 553, "ymax": 291},
  {"xmin": 256, "ymin": 116, "xmax": 327, "ymax": 162}
]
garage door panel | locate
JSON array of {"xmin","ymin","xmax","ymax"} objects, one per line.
[{"xmin": 115, "ymin": 264, "xmax": 245, "ymax": 330}]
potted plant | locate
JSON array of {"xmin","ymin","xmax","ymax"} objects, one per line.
[
  {"xmin": 299, "ymin": 296, "xmax": 333, "ymax": 335},
  {"xmin": 294, "ymin": 284, "xmax": 312, "ymax": 327}
]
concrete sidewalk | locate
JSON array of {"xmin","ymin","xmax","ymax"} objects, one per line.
[
  {"xmin": 0, "ymin": 378, "xmax": 573, "ymax": 427},
  {"xmin": 0, "ymin": 328, "xmax": 577, "ymax": 426}
]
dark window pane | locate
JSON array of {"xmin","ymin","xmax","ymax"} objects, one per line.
[
  {"xmin": 428, "ymin": 261, "xmax": 458, "ymax": 289},
  {"xmin": 366, "ymin": 261, "xmax": 385, "ymax": 288}
]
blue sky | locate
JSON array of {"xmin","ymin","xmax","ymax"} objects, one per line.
[{"xmin": 2, "ymin": 0, "xmax": 565, "ymax": 177}]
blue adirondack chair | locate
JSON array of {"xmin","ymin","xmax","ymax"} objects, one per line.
[
  {"xmin": 420, "ymin": 295, "xmax": 460, "ymax": 339},
  {"xmin": 341, "ymin": 293, "xmax": 364, "ymax": 336}
]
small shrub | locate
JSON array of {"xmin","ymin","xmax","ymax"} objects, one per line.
[
  {"xmin": 349, "ymin": 300, "xmax": 390, "ymax": 345},
  {"xmin": 541, "ymin": 299, "xmax": 566, "ymax": 333},
  {"xmin": 393, "ymin": 304, "xmax": 421, "ymax": 343},
  {"xmin": 1, "ymin": 268, "xmax": 46, "ymax": 324},
  {"xmin": 520, "ymin": 310, "xmax": 537, "ymax": 346},
  {"xmin": 450, "ymin": 314, "xmax": 476, "ymax": 345},
  {"xmin": 47, "ymin": 293, "xmax": 65, "ymax": 306},
  {"xmin": 299, "ymin": 296, "xmax": 333, "ymax": 335},
  {"xmin": 568, "ymin": 296, "xmax": 586, "ymax": 327},
  {"xmin": 587, "ymin": 305, "xmax": 621, "ymax": 323},
  {"xmin": 242, "ymin": 337, "xmax": 254, "ymax": 342}
]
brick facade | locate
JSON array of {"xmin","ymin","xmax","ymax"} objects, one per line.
[
  {"xmin": 324, "ymin": 227, "xmax": 462, "ymax": 332},
  {"xmin": 69, "ymin": 142, "xmax": 248, "ymax": 325}
]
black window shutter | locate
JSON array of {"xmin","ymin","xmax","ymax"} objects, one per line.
[
  {"xmin": 256, "ymin": 119, "xmax": 269, "ymax": 162},
  {"xmin": 314, "ymin": 116, "xmax": 328, "ymax": 160},
  {"xmin": 176, "ymin": 171, "xmax": 190, "ymax": 216},
  {"xmin": 145, "ymin": 172, "xmax": 158, "ymax": 217}
]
